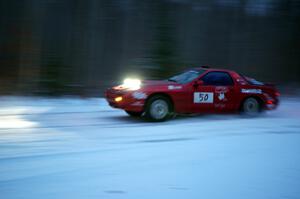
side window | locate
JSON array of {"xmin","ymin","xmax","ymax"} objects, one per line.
[{"xmin": 201, "ymin": 72, "xmax": 234, "ymax": 86}]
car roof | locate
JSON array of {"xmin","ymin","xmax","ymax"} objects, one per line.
[{"xmin": 191, "ymin": 67, "xmax": 235, "ymax": 73}]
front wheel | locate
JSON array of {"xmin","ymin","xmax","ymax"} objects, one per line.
[{"xmin": 145, "ymin": 95, "xmax": 172, "ymax": 122}]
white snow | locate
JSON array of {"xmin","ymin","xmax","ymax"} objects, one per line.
[{"xmin": 0, "ymin": 96, "xmax": 300, "ymax": 199}]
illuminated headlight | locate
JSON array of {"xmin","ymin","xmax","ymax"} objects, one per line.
[{"xmin": 122, "ymin": 78, "xmax": 141, "ymax": 90}]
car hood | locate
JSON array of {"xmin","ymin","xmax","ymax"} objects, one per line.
[
  {"xmin": 142, "ymin": 80, "xmax": 180, "ymax": 87},
  {"xmin": 110, "ymin": 80, "xmax": 182, "ymax": 92}
]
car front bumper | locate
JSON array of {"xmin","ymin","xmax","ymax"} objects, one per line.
[{"xmin": 105, "ymin": 89, "xmax": 146, "ymax": 112}]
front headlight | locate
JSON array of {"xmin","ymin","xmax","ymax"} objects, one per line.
[{"xmin": 122, "ymin": 78, "xmax": 141, "ymax": 90}]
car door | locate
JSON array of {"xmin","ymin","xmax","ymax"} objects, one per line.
[{"xmin": 191, "ymin": 71, "xmax": 236, "ymax": 113}]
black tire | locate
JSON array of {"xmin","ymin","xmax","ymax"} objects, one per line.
[
  {"xmin": 145, "ymin": 95, "xmax": 172, "ymax": 122},
  {"xmin": 125, "ymin": 111, "xmax": 143, "ymax": 117},
  {"xmin": 242, "ymin": 97, "xmax": 261, "ymax": 115}
]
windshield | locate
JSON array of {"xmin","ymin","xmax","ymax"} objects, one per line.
[{"xmin": 168, "ymin": 70, "xmax": 204, "ymax": 84}]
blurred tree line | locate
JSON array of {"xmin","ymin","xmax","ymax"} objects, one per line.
[{"xmin": 0, "ymin": 0, "xmax": 300, "ymax": 96}]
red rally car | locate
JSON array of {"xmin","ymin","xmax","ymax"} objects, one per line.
[{"xmin": 105, "ymin": 67, "xmax": 280, "ymax": 121}]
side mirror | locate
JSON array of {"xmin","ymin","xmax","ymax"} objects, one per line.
[{"xmin": 193, "ymin": 80, "xmax": 203, "ymax": 88}]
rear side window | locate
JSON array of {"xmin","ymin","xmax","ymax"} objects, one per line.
[{"xmin": 201, "ymin": 72, "xmax": 234, "ymax": 86}]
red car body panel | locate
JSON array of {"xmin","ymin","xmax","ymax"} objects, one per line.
[{"xmin": 105, "ymin": 68, "xmax": 279, "ymax": 114}]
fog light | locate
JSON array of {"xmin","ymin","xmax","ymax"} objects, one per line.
[{"xmin": 115, "ymin": 96, "xmax": 123, "ymax": 102}]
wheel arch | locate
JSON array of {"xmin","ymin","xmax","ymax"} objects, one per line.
[
  {"xmin": 239, "ymin": 95, "xmax": 265, "ymax": 111},
  {"xmin": 144, "ymin": 92, "xmax": 174, "ymax": 112}
]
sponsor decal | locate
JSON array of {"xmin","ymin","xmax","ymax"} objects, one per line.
[
  {"xmin": 194, "ymin": 92, "xmax": 214, "ymax": 103},
  {"xmin": 241, "ymin": 89, "xmax": 262, "ymax": 94},
  {"xmin": 132, "ymin": 92, "xmax": 147, "ymax": 99},
  {"xmin": 215, "ymin": 87, "xmax": 228, "ymax": 101},
  {"xmin": 214, "ymin": 103, "xmax": 226, "ymax": 109},
  {"xmin": 168, "ymin": 85, "xmax": 182, "ymax": 90},
  {"xmin": 218, "ymin": 93, "xmax": 226, "ymax": 101}
]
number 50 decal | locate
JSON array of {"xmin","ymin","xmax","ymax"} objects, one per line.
[{"xmin": 194, "ymin": 92, "xmax": 214, "ymax": 103}]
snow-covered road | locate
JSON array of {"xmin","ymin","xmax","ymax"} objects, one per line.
[{"xmin": 0, "ymin": 97, "xmax": 300, "ymax": 199}]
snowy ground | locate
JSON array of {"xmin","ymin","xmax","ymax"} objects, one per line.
[{"xmin": 0, "ymin": 96, "xmax": 300, "ymax": 199}]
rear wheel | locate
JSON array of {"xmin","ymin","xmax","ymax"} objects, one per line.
[
  {"xmin": 242, "ymin": 97, "xmax": 261, "ymax": 115},
  {"xmin": 125, "ymin": 111, "xmax": 143, "ymax": 117},
  {"xmin": 145, "ymin": 95, "xmax": 172, "ymax": 122}
]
